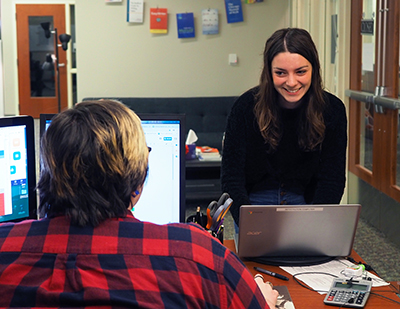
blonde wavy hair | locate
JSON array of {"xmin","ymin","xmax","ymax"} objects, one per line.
[{"xmin": 38, "ymin": 100, "xmax": 148, "ymax": 226}]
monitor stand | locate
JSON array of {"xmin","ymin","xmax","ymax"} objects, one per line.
[{"xmin": 248, "ymin": 256, "xmax": 336, "ymax": 267}]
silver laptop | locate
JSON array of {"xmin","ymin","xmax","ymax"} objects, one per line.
[{"xmin": 234, "ymin": 204, "xmax": 361, "ymax": 265}]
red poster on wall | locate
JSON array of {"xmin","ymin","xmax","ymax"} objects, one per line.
[{"xmin": 150, "ymin": 8, "xmax": 168, "ymax": 33}]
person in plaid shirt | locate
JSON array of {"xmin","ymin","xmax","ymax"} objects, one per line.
[{"xmin": 0, "ymin": 100, "xmax": 278, "ymax": 308}]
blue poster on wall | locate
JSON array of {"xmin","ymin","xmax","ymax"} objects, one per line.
[
  {"xmin": 177, "ymin": 13, "xmax": 195, "ymax": 38},
  {"xmin": 224, "ymin": 0, "xmax": 243, "ymax": 24}
]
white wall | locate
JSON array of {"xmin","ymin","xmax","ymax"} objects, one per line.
[
  {"xmin": 1, "ymin": 1, "xmax": 290, "ymax": 113},
  {"xmin": 76, "ymin": 0, "xmax": 290, "ymax": 101},
  {"xmin": 1, "ymin": 0, "xmax": 19, "ymax": 115},
  {"xmin": 290, "ymin": 0, "xmax": 351, "ymax": 204}
]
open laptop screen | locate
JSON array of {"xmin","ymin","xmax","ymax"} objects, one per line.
[
  {"xmin": 236, "ymin": 204, "xmax": 361, "ymax": 266},
  {"xmin": 39, "ymin": 112, "xmax": 186, "ymax": 225},
  {"xmin": 0, "ymin": 116, "xmax": 37, "ymax": 223}
]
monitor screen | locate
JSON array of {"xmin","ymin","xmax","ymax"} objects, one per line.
[
  {"xmin": 40, "ymin": 113, "xmax": 56, "ymax": 137},
  {"xmin": 135, "ymin": 114, "xmax": 186, "ymax": 224},
  {"xmin": 0, "ymin": 116, "xmax": 37, "ymax": 223},
  {"xmin": 39, "ymin": 112, "xmax": 186, "ymax": 225}
]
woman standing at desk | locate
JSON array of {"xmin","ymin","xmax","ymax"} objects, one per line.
[{"xmin": 221, "ymin": 28, "xmax": 347, "ymax": 227}]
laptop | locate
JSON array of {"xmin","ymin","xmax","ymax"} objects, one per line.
[{"xmin": 234, "ymin": 204, "xmax": 361, "ymax": 265}]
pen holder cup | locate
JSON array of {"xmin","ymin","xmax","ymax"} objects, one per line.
[
  {"xmin": 209, "ymin": 226, "xmax": 224, "ymax": 244},
  {"xmin": 186, "ymin": 215, "xmax": 224, "ymax": 244}
]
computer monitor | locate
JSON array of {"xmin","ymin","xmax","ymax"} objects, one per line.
[
  {"xmin": 39, "ymin": 113, "xmax": 56, "ymax": 137},
  {"xmin": 39, "ymin": 112, "xmax": 186, "ymax": 225},
  {"xmin": 134, "ymin": 114, "xmax": 186, "ymax": 224},
  {"xmin": 0, "ymin": 116, "xmax": 37, "ymax": 223}
]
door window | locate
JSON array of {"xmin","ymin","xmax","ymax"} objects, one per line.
[{"xmin": 29, "ymin": 16, "xmax": 56, "ymax": 98}]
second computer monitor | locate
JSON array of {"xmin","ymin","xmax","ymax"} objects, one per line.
[
  {"xmin": 0, "ymin": 116, "xmax": 37, "ymax": 223},
  {"xmin": 39, "ymin": 113, "xmax": 56, "ymax": 137}
]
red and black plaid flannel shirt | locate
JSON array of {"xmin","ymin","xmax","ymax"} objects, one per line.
[{"xmin": 0, "ymin": 212, "xmax": 269, "ymax": 308}]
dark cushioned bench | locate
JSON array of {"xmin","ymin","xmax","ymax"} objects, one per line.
[{"xmin": 83, "ymin": 97, "xmax": 237, "ymax": 150}]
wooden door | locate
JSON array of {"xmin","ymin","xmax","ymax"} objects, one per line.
[
  {"xmin": 16, "ymin": 4, "xmax": 68, "ymax": 118},
  {"xmin": 348, "ymin": 0, "xmax": 400, "ymax": 200}
]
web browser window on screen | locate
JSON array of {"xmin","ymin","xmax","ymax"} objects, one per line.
[{"xmin": 133, "ymin": 120, "xmax": 181, "ymax": 225}]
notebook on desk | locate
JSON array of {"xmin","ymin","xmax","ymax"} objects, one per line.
[{"xmin": 234, "ymin": 204, "xmax": 361, "ymax": 266}]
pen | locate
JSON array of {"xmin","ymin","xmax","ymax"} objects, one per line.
[{"xmin": 254, "ymin": 266, "xmax": 289, "ymax": 281}]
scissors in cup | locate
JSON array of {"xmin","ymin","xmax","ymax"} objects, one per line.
[{"xmin": 207, "ymin": 193, "xmax": 233, "ymax": 232}]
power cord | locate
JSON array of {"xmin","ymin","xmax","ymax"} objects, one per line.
[
  {"xmin": 369, "ymin": 291, "xmax": 400, "ymax": 306},
  {"xmin": 344, "ymin": 256, "xmax": 377, "ymax": 274},
  {"xmin": 345, "ymin": 256, "xmax": 400, "ymax": 295},
  {"xmin": 292, "ymin": 271, "xmax": 337, "ymax": 292}
]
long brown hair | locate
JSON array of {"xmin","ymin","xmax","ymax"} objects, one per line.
[{"xmin": 254, "ymin": 28, "xmax": 326, "ymax": 152}]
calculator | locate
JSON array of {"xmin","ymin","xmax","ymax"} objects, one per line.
[{"xmin": 323, "ymin": 278, "xmax": 372, "ymax": 308}]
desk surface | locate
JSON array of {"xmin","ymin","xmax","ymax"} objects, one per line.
[{"xmin": 224, "ymin": 240, "xmax": 400, "ymax": 309}]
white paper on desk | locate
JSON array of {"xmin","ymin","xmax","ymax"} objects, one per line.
[
  {"xmin": 186, "ymin": 129, "xmax": 198, "ymax": 144},
  {"xmin": 280, "ymin": 258, "xmax": 389, "ymax": 295}
]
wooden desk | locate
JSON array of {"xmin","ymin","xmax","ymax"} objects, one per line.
[{"xmin": 224, "ymin": 240, "xmax": 400, "ymax": 308}]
